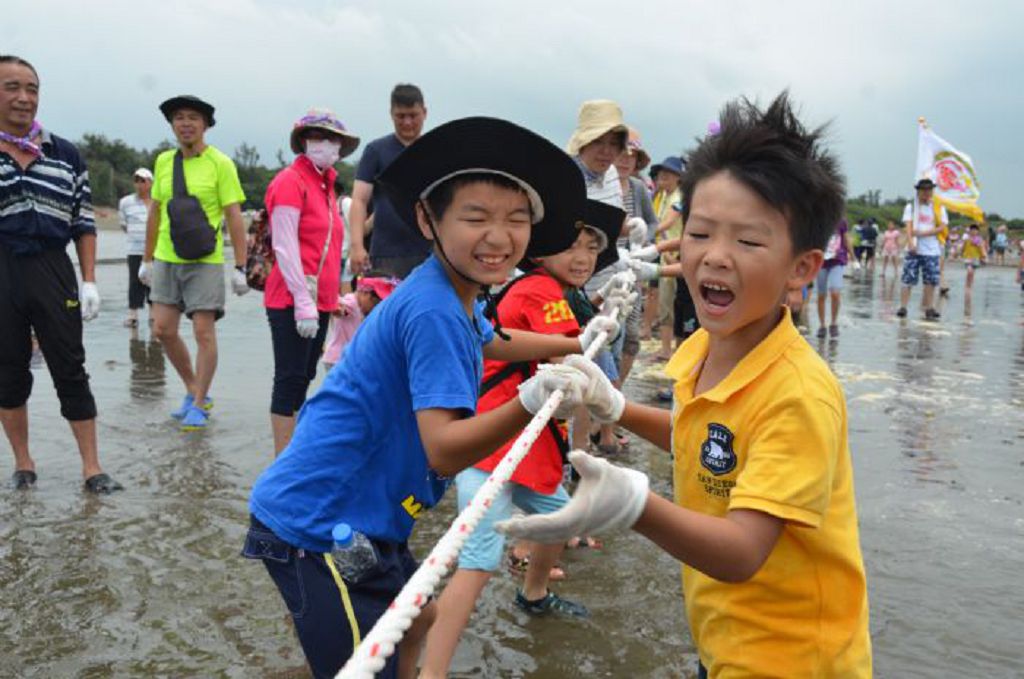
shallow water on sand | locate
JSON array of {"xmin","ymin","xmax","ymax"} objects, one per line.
[{"xmin": 1, "ymin": 259, "xmax": 1022, "ymax": 678}]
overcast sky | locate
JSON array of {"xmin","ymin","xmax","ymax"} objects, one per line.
[{"xmin": 7, "ymin": 0, "xmax": 1023, "ymax": 216}]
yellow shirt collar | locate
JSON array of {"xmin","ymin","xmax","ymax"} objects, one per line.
[{"xmin": 665, "ymin": 306, "xmax": 802, "ymax": 404}]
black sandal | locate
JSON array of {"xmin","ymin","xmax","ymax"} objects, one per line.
[
  {"xmin": 84, "ymin": 473, "xmax": 124, "ymax": 494},
  {"xmin": 11, "ymin": 469, "xmax": 37, "ymax": 490}
]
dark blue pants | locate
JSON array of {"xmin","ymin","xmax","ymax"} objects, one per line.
[
  {"xmin": 266, "ymin": 308, "xmax": 329, "ymax": 416},
  {"xmin": 242, "ymin": 516, "xmax": 418, "ymax": 679}
]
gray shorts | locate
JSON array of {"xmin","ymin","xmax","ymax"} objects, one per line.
[{"xmin": 149, "ymin": 260, "xmax": 225, "ymax": 320}]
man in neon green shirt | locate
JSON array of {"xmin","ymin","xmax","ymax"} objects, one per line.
[{"xmin": 140, "ymin": 95, "xmax": 247, "ymax": 430}]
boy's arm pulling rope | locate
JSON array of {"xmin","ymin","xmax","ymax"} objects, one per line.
[{"xmin": 336, "ymin": 272, "xmax": 636, "ymax": 679}]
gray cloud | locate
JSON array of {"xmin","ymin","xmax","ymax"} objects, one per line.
[{"xmin": 7, "ymin": 0, "xmax": 1023, "ymax": 216}]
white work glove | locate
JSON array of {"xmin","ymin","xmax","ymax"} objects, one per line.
[
  {"xmin": 137, "ymin": 261, "xmax": 152, "ymax": 287},
  {"xmin": 231, "ymin": 267, "xmax": 250, "ymax": 296},
  {"xmin": 295, "ymin": 317, "xmax": 319, "ymax": 339},
  {"xmin": 630, "ymin": 243, "xmax": 660, "ymax": 262},
  {"xmin": 626, "ymin": 217, "xmax": 647, "ymax": 250},
  {"xmin": 517, "ymin": 364, "xmax": 589, "ymax": 419},
  {"xmin": 627, "ymin": 258, "xmax": 661, "ymax": 281},
  {"xmin": 851, "ymin": 258, "xmax": 862, "ymax": 271},
  {"xmin": 80, "ymin": 282, "xmax": 100, "ymax": 322},
  {"xmin": 601, "ymin": 287, "xmax": 638, "ymax": 316},
  {"xmin": 495, "ymin": 450, "xmax": 649, "ymax": 543},
  {"xmin": 564, "ymin": 354, "xmax": 625, "ymax": 423},
  {"xmin": 596, "ymin": 271, "xmax": 633, "ymax": 301},
  {"xmin": 578, "ymin": 315, "xmax": 620, "ymax": 352}
]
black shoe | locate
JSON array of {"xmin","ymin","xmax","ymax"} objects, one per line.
[
  {"xmin": 84, "ymin": 473, "xmax": 124, "ymax": 494},
  {"xmin": 11, "ymin": 470, "xmax": 37, "ymax": 490},
  {"xmin": 924, "ymin": 308, "xmax": 941, "ymax": 321},
  {"xmin": 896, "ymin": 307, "xmax": 908, "ymax": 318},
  {"xmin": 515, "ymin": 589, "xmax": 589, "ymax": 618},
  {"xmin": 939, "ymin": 287, "xmax": 950, "ymax": 298}
]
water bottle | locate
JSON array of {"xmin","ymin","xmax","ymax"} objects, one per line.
[{"xmin": 330, "ymin": 522, "xmax": 377, "ymax": 583}]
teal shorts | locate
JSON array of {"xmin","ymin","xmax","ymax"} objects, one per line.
[{"xmin": 455, "ymin": 467, "xmax": 570, "ymax": 571}]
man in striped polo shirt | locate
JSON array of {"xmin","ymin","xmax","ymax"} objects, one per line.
[{"xmin": 0, "ymin": 55, "xmax": 122, "ymax": 493}]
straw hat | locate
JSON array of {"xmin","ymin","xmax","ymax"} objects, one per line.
[
  {"xmin": 289, "ymin": 108, "xmax": 360, "ymax": 157},
  {"xmin": 566, "ymin": 100, "xmax": 628, "ymax": 156},
  {"xmin": 625, "ymin": 126, "xmax": 651, "ymax": 171}
]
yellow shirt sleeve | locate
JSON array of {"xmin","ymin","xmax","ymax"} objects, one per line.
[{"xmin": 727, "ymin": 393, "xmax": 840, "ymax": 528}]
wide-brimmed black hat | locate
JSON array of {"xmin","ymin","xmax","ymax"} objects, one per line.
[
  {"xmin": 520, "ymin": 199, "xmax": 624, "ymax": 274},
  {"xmin": 159, "ymin": 95, "xmax": 216, "ymax": 127},
  {"xmin": 914, "ymin": 178, "xmax": 936, "ymax": 190},
  {"xmin": 376, "ymin": 117, "xmax": 586, "ymax": 258},
  {"xmin": 587, "ymin": 200, "xmax": 625, "ymax": 273}
]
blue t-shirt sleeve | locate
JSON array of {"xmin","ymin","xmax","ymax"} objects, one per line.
[
  {"xmin": 404, "ymin": 310, "xmax": 482, "ymax": 414},
  {"xmin": 355, "ymin": 140, "xmax": 379, "ymax": 183},
  {"xmin": 474, "ymin": 300, "xmax": 495, "ymax": 345}
]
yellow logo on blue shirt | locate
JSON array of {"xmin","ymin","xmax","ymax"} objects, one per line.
[
  {"xmin": 401, "ymin": 494, "xmax": 425, "ymax": 519},
  {"xmin": 700, "ymin": 423, "xmax": 737, "ymax": 476},
  {"xmin": 66, "ymin": 298, "xmax": 80, "ymax": 309}
]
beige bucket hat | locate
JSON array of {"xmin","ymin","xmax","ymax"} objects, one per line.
[{"xmin": 566, "ymin": 99, "xmax": 628, "ymax": 156}]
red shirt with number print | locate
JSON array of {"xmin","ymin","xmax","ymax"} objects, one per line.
[{"xmin": 474, "ymin": 269, "xmax": 581, "ymax": 493}]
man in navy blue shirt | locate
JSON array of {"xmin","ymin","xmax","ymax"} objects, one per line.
[
  {"xmin": 0, "ymin": 55, "xmax": 121, "ymax": 494},
  {"xmin": 347, "ymin": 84, "xmax": 431, "ymax": 279}
]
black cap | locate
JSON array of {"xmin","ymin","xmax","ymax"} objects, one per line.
[
  {"xmin": 914, "ymin": 178, "xmax": 936, "ymax": 190},
  {"xmin": 376, "ymin": 117, "xmax": 586, "ymax": 258},
  {"xmin": 159, "ymin": 95, "xmax": 216, "ymax": 127}
]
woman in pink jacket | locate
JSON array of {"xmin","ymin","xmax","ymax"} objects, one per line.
[{"xmin": 263, "ymin": 109, "xmax": 359, "ymax": 454}]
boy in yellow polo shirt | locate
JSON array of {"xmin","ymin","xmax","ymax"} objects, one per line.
[{"xmin": 499, "ymin": 92, "xmax": 872, "ymax": 678}]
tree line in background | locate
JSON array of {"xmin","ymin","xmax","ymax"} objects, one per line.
[
  {"xmin": 77, "ymin": 134, "xmax": 356, "ymax": 210},
  {"xmin": 77, "ymin": 133, "xmax": 1021, "ymax": 234}
]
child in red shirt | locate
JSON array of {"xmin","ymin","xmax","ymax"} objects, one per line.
[{"xmin": 420, "ymin": 200, "xmax": 626, "ymax": 678}]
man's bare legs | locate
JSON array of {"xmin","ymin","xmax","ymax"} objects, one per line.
[
  {"xmin": 151, "ymin": 305, "xmax": 218, "ymax": 406},
  {"xmin": 151, "ymin": 303, "xmax": 196, "ymax": 398},
  {"xmin": 191, "ymin": 311, "xmax": 218, "ymax": 405},
  {"xmin": 3, "ymin": 406, "xmax": 104, "ymax": 480}
]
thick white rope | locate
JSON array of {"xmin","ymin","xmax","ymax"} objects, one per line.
[{"xmin": 336, "ymin": 273, "xmax": 635, "ymax": 678}]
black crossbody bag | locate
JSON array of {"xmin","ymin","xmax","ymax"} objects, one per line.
[{"xmin": 167, "ymin": 151, "xmax": 217, "ymax": 260}]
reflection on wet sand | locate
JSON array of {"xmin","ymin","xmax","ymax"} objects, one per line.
[{"xmin": 1, "ymin": 263, "xmax": 1022, "ymax": 677}]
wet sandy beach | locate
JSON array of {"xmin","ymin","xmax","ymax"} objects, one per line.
[{"xmin": 1, "ymin": 250, "xmax": 1022, "ymax": 677}]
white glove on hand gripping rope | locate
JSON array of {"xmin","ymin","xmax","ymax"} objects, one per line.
[
  {"xmin": 601, "ymin": 287, "xmax": 638, "ymax": 316},
  {"xmin": 630, "ymin": 243, "xmax": 660, "ymax": 262},
  {"xmin": 627, "ymin": 258, "xmax": 661, "ymax": 281},
  {"xmin": 596, "ymin": 271, "xmax": 633, "ymax": 302},
  {"xmin": 579, "ymin": 315, "xmax": 619, "ymax": 352},
  {"xmin": 517, "ymin": 363, "xmax": 589, "ymax": 419},
  {"xmin": 295, "ymin": 318, "xmax": 319, "ymax": 339},
  {"xmin": 495, "ymin": 450, "xmax": 650, "ymax": 543},
  {"xmin": 137, "ymin": 261, "xmax": 152, "ymax": 287},
  {"xmin": 231, "ymin": 267, "xmax": 250, "ymax": 296},
  {"xmin": 563, "ymin": 354, "xmax": 625, "ymax": 422},
  {"xmin": 626, "ymin": 217, "xmax": 647, "ymax": 250},
  {"xmin": 80, "ymin": 282, "xmax": 100, "ymax": 322}
]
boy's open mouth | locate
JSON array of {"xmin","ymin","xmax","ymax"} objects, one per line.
[{"xmin": 700, "ymin": 281, "xmax": 735, "ymax": 312}]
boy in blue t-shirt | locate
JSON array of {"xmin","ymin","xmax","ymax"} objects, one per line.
[{"xmin": 245, "ymin": 117, "xmax": 621, "ymax": 679}]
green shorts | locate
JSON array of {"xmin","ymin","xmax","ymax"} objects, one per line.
[{"xmin": 149, "ymin": 260, "xmax": 225, "ymax": 320}]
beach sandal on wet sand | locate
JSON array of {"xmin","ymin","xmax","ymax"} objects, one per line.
[
  {"xmin": 84, "ymin": 473, "xmax": 124, "ymax": 494},
  {"xmin": 11, "ymin": 470, "xmax": 37, "ymax": 490},
  {"xmin": 515, "ymin": 589, "xmax": 589, "ymax": 618},
  {"xmin": 565, "ymin": 536, "xmax": 602, "ymax": 550}
]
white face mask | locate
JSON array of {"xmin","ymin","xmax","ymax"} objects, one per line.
[{"xmin": 305, "ymin": 138, "xmax": 342, "ymax": 169}]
